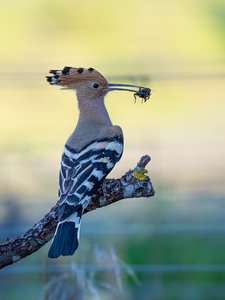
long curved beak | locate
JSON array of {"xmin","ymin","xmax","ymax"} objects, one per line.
[
  {"xmin": 108, "ymin": 83, "xmax": 146, "ymax": 93},
  {"xmin": 108, "ymin": 83, "xmax": 151, "ymax": 101}
]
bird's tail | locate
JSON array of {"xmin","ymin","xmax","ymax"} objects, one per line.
[{"xmin": 48, "ymin": 209, "xmax": 82, "ymax": 258}]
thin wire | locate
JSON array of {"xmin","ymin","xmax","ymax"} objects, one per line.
[
  {"xmin": 0, "ymin": 72, "xmax": 224, "ymax": 81},
  {"xmin": 1, "ymin": 224, "xmax": 225, "ymax": 237},
  {"xmin": 2, "ymin": 264, "xmax": 225, "ymax": 275}
]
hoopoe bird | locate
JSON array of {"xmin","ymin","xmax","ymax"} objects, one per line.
[{"xmin": 46, "ymin": 66, "xmax": 150, "ymax": 258}]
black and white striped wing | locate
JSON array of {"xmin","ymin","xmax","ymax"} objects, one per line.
[{"xmin": 58, "ymin": 136, "xmax": 123, "ymax": 221}]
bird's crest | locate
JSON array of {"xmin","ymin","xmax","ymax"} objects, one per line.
[{"xmin": 46, "ymin": 66, "xmax": 108, "ymax": 89}]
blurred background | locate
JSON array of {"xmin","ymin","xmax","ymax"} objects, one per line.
[{"xmin": 0, "ymin": 0, "xmax": 225, "ymax": 299}]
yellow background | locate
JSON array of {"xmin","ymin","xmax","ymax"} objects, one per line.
[{"xmin": 0, "ymin": 0, "xmax": 224, "ymax": 200}]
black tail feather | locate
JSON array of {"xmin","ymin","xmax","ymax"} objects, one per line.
[{"xmin": 48, "ymin": 221, "xmax": 80, "ymax": 258}]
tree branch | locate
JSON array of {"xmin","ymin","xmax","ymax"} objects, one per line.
[{"xmin": 0, "ymin": 155, "xmax": 155, "ymax": 269}]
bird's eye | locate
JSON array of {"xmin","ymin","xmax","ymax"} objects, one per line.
[{"xmin": 93, "ymin": 83, "xmax": 99, "ymax": 89}]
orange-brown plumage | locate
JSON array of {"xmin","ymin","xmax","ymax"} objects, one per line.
[
  {"xmin": 47, "ymin": 66, "xmax": 109, "ymax": 100},
  {"xmin": 47, "ymin": 66, "xmax": 108, "ymax": 89}
]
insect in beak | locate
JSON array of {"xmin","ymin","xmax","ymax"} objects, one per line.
[{"xmin": 108, "ymin": 83, "xmax": 151, "ymax": 102}]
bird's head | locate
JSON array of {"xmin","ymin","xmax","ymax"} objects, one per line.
[
  {"xmin": 46, "ymin": 66, "xmax": 151, "ymax": 102},
  {"xmin": 46, "ymin": 67, "xmax": 108, "ymax": 100}
]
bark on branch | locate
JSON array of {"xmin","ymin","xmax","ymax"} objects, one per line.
[{"xmin": 0, "ymin": 155, "xmax": 155, "ymax": 269}]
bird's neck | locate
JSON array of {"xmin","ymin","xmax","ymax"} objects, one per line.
[
  {"xmin": 66, "ymin": 96, "xmax": 112, "ymax": 150},
  {"xmin": 77, "ymin": 96, "xmax": 112, "ymax": 126}
]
